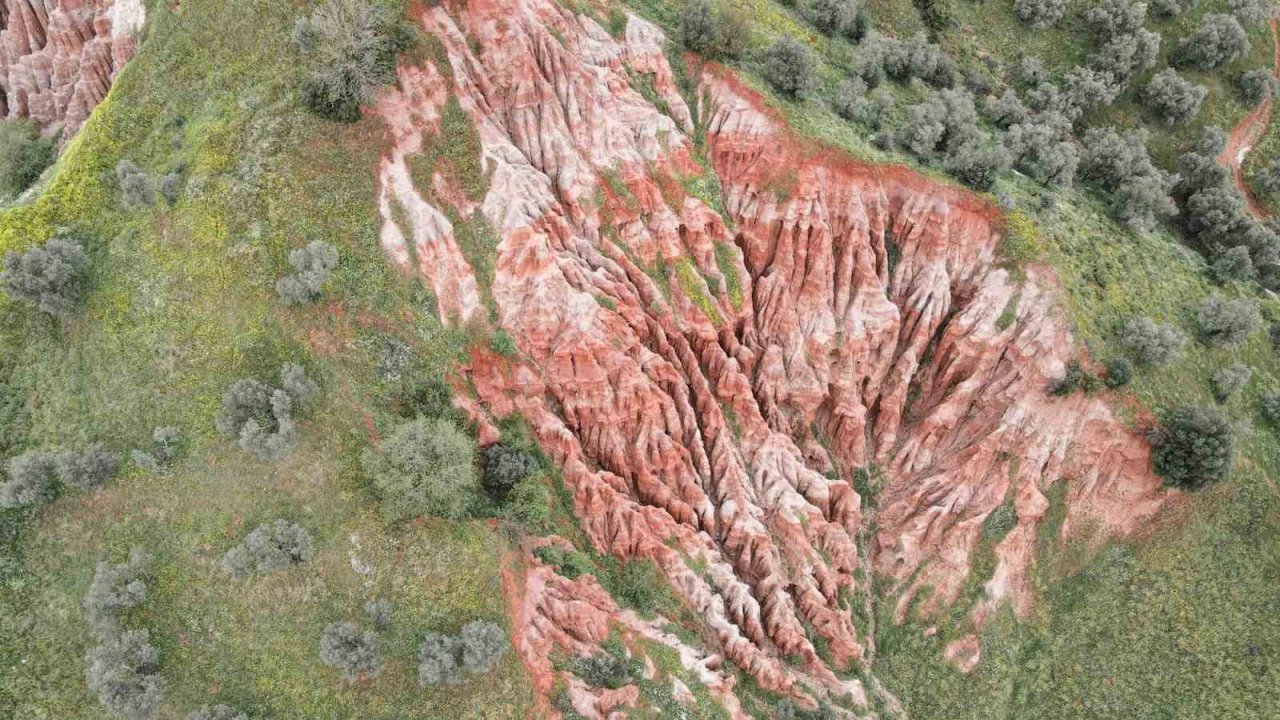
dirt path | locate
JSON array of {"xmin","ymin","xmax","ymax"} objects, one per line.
[{"xmin": 1219, "ymin": 18, "xmax": 1280, "ymax": 219}]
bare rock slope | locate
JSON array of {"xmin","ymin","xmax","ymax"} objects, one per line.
[
  {"xmin": 375, "ymin": 0, "xmax": 1168, "ymax": 713},
  {"xmin": 1, "ymin": 0, "xmax": 141, "ymax": 133}
]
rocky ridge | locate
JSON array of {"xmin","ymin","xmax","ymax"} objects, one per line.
[
  {"xmin": 1, "ymin": 0, "xmax": 142, "ymax": 134},
  {"xmin": 374, "ymin": 0, "xmax": 1169, "ymax": 714}
]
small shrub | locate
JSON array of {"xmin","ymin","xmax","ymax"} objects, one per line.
[
  {"xmin": 84, "ymin": 628, "xmax": 165, "ymax": 720},
  {"xmin": 533, "ymin": 545, "xmax": 595, "ymax": 579},
  {"xmin": 116, "ymin": 160, "xmax": 155, "ymax": 209},
  {"xmin": 1197, "ymin": 295, "xmax": 1260, "ymax": 347},
  {"xmin": 364, "ymin": 598, "xmax": 393, "ymax": 630},
  {"xmin": 1122, "ymin": 315, "xmax": 1186, "ymax": 366},
  {"xmin": 186, "ymin": 706, "xmax": 248, "ymax": 720},
  {"xmin": 221, "ymin": 519, "xmax": 315, "ymax": 578},
  {"xmin": 1259, "ymin": 393, "xmax": 1280, "ymax": 426},
  {"xmin": 1177, "ymin": 14, "xmax": 1249, "ymax": 71},
  {"xmin": 151, "ymin": 426, "xmax": 183, "ymax": 464},
  {"xmin": 1, "ymin": 233, "xmax": 90, "ymax": 317},
  {"xmin": 58, "ymin": 444, "xmax": 119, "ymax": 492},
  {"xmin": 362, "ymin": 416, "xmax": 480, "ymax": 521},
  {"xmin": 1151, "ymin": 405, "xmax": 1234, "ymax": 489},
  {"xmin": 1050, "ymin": 359, "xmax": 1101, "ymax": 396},
  {"xmin": 319, "ymin": 621, "xmax": 382, "ymax": 682},
  {"xmin": 296, "ymin": 0, "xmax": 413, "ymax": 121},
  {"xmin": 82, "ymin": 549, "xmax": 152, "ymax": 633},
  {"xmin": 1142, "ymin": 68, "xmax": 1207, "ymax": 125},
  {"xmin": 0, "ymin": 450, "xmax": 58, "ymax": 509},
  {"xmin": 276, "ymin": 240, "xmax": 339, "ymax": 305},
  {"xmin": 158, "ymin": 173, "xmax": 182, "ymax": 206},
  {"xmin": 480, "ymin": 442, "xmax": 539, "ymax": 499},
  {"xmin": 459, "ymin": 620, "xmax": 508, "ymax": 673},
  {"xmin": 1104, "ymin": 357, "xmax": 1133, "ymax": 388},
  {"xmin": 1211, "ymin": 363, "xmax": 1252, "ymax": 401},
  {"xmin": 417, "ymin": 632, "xmax": 462, "ymax": 686},
  {"xmin": 0, "ymin": 117, "xmax": 53, "ymax": 198},
  {"xmin": 764, "ymin": 35, "xmax": 817, "ymax": 99},
  {"xmin": 572, "ymin": 650, "xmax": 632, "ymax": 690}
]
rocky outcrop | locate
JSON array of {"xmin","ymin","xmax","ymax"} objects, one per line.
[
  {"xmin": 1, "ymin": 0, "xmax": 142, "ymax": 134},
  {"xmin": 376, "ymin": 0, "xmax": 1168, "ymax": 711}
]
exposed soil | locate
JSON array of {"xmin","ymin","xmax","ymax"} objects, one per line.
[{"xmin": 1219, "ymin": 18, "xmax": 1280, "ymax": 219}]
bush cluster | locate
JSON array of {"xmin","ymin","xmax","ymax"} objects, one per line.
[
  {"xmin": 276, "ymin": 240, "xmax": 339, "ymax": 306},
  {"xmin": 214, "ymin": 363, "xmax": 317, "ymax": 461},
  {"xmin": 1, "ymin": 233, "xmax": 90, "ymax": 317},
  {"xmin": 0, "ymin": 117, "xmax": 53, "ymax": 199},
  {"xmin": 417, "ymin": 620, "xmax": 508, "ymax": 686},
  {"xmin": 295, "ymin": 0, "xmax": 414, "ymax": 121},
  {"xmin": 221, "ymin": 519, "xmax": 315, "ymax": 578}
]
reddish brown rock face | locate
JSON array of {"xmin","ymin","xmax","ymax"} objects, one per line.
[
  {"xmin": 376, "ymin": 0, "xmax": 1168, "ymax": 711},
  {"xmin": 1, "ymin": 0, "xmax": 142, "ymax": 134}
]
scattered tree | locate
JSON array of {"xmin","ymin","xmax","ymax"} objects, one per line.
[
  {"xmin": 0, "ymin": 450, "xmax": 58, "ymax": 509},
  {"xmin": 1259, "ymin": 393, "xmax": 1280, "ymax": 426},
  {"xmin": 1177, "ymin": 14, "xmax": 1249, "ymax": 71},
  {"xmin": 764, "ymin": 35, "xmax": 817, "ymax": 98},
  {"xmin": 1122, "ymin": 315, "xmax": 1187, "ymax": 366},
  {"xmin": 296, "ymin": 0, "xmax": 413, "ymax": 121},
  {"xmin": 1, "ymin": 233, "xmax": 90, "ymax": 317},
  {"xmin": 1212, "ymin": 363, "xmax": 1252, "ymax": 401},
  {"xmin": 276, "ymin": 240, "xmax": 339, "ymax": 305},
  {"xmin": 0, "ymin": 117, "xmax": 53, "ymax": 199},
  {"xmin": 1151, "ymin": 404, "xmax": 1234, "ymax": 489},
  {"xmin": 58, "ymin": 444, "xmax": 119, "ymax": 492},
  {"xmin": 319, "ymin": 621, "xmax": 382, "ymax": 682},
  {"xmin": 362, "ymin": 416, "xmax": 480, "ymax": 522},
  {"xmin": 1142, "ymin": 68, "xmax": 1207, "ymax": 125},
  {"xmin": 1197, "ymin": 295, "xmax": 1260, "ymax": 346}
]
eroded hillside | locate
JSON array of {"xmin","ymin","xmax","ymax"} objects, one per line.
[{"xmin": 375, "ymin": 1, "xmax": 1171, "ymax": 713}]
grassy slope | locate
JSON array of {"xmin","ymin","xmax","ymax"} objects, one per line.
[
  {"xmin": 622, "ymin": 1, "xmax": 1280, "ymax": 718},
  {"xmin": 0, "ymin": 2, "xmax": 531, "ymax": 717}
]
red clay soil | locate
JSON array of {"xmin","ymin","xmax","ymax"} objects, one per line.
[{"xmin": 1219, "ymin": 18, "xmax": 1280, "ymax": 219}]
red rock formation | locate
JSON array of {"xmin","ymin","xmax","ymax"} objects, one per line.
[
  {"xmin": 1, "ymin": 0, "xmax": 142, "ymax": 134},
  {"xmin": 376, "ymin": 0, "xmax": 1168, "ymax": 709}
]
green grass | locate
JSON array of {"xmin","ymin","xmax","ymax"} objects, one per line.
[{"xmin": 0, "ymin": 1, "xmax": 531, "ymax": 717}]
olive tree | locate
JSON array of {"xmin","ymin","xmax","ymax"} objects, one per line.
[
  {"xmin": 1177, "ymin": 14, "xmax": 1249, "ymax": 70},
  {"xmin": 765, "ymin": 35, "xmax": 817, "ymax": 98},
  {"xmin": 296, "ymin": 0, "xmax": 413, "ymax": 121},
  {"xmin": 363, "ymin": 416, "xmax": 479, "ymax": 521},
  {"xmin": 276, "ymin": 240, "xmax": 339, "ymax": 306},
  {"xmin": 85, "ymin": 628, "xmax": 165, "ymax": 720},
  {"xmin": 1122, "ymin": 315, "xmax": 1187, "ymax": 366},
  {"xmin": 417, "ymin": 632, "xmax": 462, "ymax": 686},
  {"xmin": 0, "ymin": 450, "xmax": 58, "ymax": 509},
  {"xmin": 1197, "ymin": 295, "xmax": 1260, "ymax": 346},
  {"xmin": 1, "ymin": 233, "xmax": 90, "ymax": 317},
  {"xmin": 1142, "ymin": 68, "xmax": 1207, "ymax": 125},
  {"xmin": 458, "ymin": 620, "xmax": 508, "ymax": 673},
  {"xmin": 221, "ymin": 519, "xmax": 315, "ymax": 578},
  {"xmin": 319, "ymin": 621, "xmax": 382, "ymax": 682}
]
